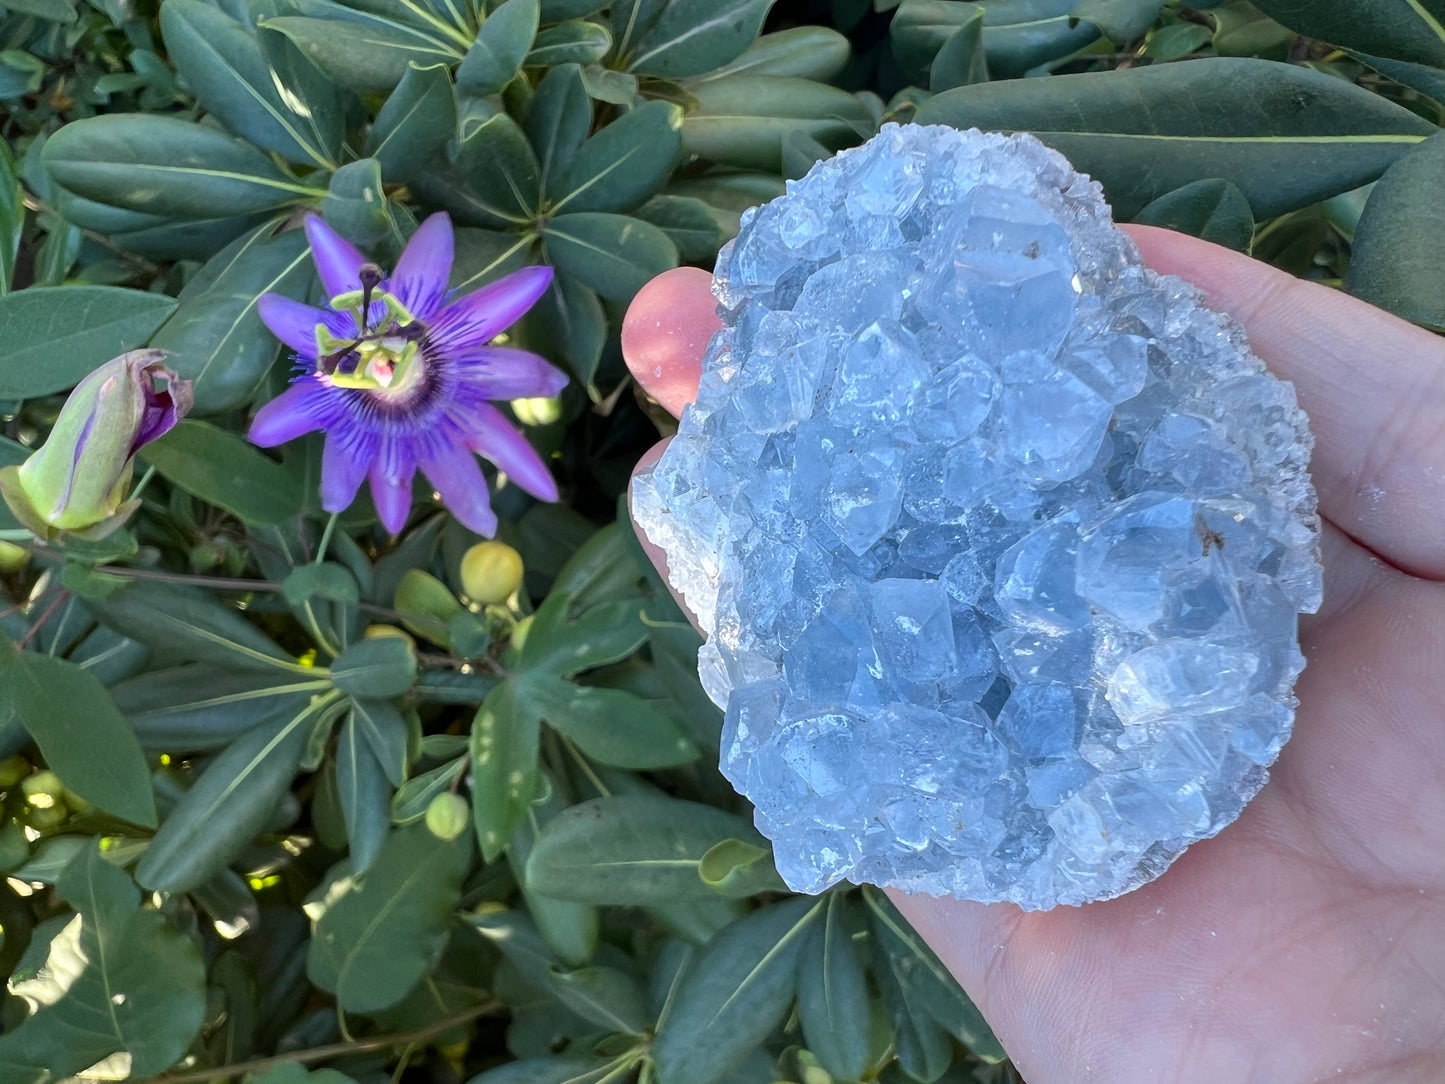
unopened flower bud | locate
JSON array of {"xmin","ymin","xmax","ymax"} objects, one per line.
[
  {"xmin": 460, "ymin": 540, "xmax": 524, "ymax": 605},
  {"xmin": 0, "ymin": 541, "xmax": 29, "ymax": 573},
  {"xmin": 0, "ymin": 350, "xmax": 193, "ymax": 540},
  {"xmin": 21, "ymin": 769, "xmax": 68, "ymax": 828},
  {"xmin": 425, "ymin": 792, "xmax": 470, "ymax": 841},
  {"xmin": 0, "ymin": 755, "xmax": 30, "ymax": 788}
]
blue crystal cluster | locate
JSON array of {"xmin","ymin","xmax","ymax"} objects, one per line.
[{"xmin": 632, "ymin": 124, "xmax": 1321, "ymax": 909}]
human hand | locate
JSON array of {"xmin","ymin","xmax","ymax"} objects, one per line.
[{"xmin": 622, "ymin": 227, "xmax": 1445, "ymax": 1083}]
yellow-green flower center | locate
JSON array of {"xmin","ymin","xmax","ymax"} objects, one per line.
[{"xmin": 313, "ymin": 271, "xmax": 426, "ymax": 394}]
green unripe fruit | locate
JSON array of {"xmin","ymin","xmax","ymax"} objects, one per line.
[
  {"xmin": 425, "ymin": 792, "xmax": 470, "ymax": 842},
  {"xmin": 0, "ymin": 755, "xmax": 31, "ymax": 788},
  {"xmin": 21, "ymin": 772, "xmax": 68, "ymax": 828},
  {"xmin": 460, "ymin": 540, "xmax": 524, "ymax": 606},
  {"xmin": 363, "ymin": 624, "xmax": 417, "ymax": 651},
  {"xmin": 0, "ymin": 820, "xmax": 29, "ymax": 871}
]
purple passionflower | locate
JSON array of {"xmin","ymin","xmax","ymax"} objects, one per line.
[{"xmin": 248, "ymin": 213, "xmax": 567, "ymax": 537}]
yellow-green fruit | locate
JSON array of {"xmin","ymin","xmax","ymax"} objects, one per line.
[
  {"xmin": 363, "ymin": 624, "xmax": 417, "ymax": 651},
  {"xmin": 425, "ymin": 792, "xmax": 470, "ymax": 841},
  {"xmin": 460, "ymin": 541, "xmax": 524, "ymax": 606},
  {"xmin": 512, "ymin": 395, "xmax": 563, "ymax": 427},
  {"xmin": 393, "ymin": 568, "xmax": 463, "ymax": 645},
  {"xmin": 0, "ymin": 819, "xmax": 28, "ymax": 870},
  {"xmin": 0, "ymin": 541, "xmax": 29, "ymax": 573},
  {"xmin": 21, "ymin": 770, "xmax": 68, "ymax": 828},
  {"xmin": 0, "ymin": 755, "xmax": 31, "ymax": 788}
]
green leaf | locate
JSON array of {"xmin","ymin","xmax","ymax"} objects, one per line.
[
  {"xmin": 892, "ymin": 0, "xmax": 1098, "ymax": 84},
  {"xmin": 509, "ymin": 771, "xmax": 598, "ymax": 966},
  {"xmin": 366, "ymin": 63, "xmax": 458, "ymax": 183},
  {"xmin": 1134, "ymin": 177, "xmax": 1255, "ymax": 251},
  {"xmin": 88, "ymin": 580, "xmax": 298, "ymax": 675},
  {"xmin": 0, "ymin": 845, "xmax": 205, "ymax": 1080},
  {"xmin": 548, "ymin": 100, "xmax": 682, "ymax": 215},
  {"xmin": 631, "ymin": 195, "xmax": 722, "ymax": 264},
  {"xmin": 451, "ymin": 227, "xmax": 539, "ymax": 292},
  {"xmin": 470, "ymin": 681, "xmax": 540, "ymax": 860},
  {"xmin": 307, "ymin": 823, "xmax": 473, "ymax": 1012},
  {"xmin": 392, "ymin": 756, "xmax": 465, "ymax": 823},
  {"xmin": 780, "ymin": 129, "xmax": 831, "ymax": 181},
  {"xmin": 1072, "ymin": 0, "xmax": 1164, "ymax": 43},
  {"xmin": 161, "ymin": 0, "xmax": 338, "ymax": 168},
  {"xmin": 525, "ymin": 794, "xmax": 754, "ymax": 904},
  {"xmin": 109, "ymin": 666, "xmax": 327, "ymax": 753},
  {"xmin": 0, "ymin": 141, "xmax": 21, "ymax": 295},
  {"xmin": 687, "ymin": 26, "xmax": 851, "ymax": 83},
  {"xmin": 696, "ymin": 839, "xmax": 786, "ymax": 898},
  {"xmin": 526, "ymin": 681, "xmax": 697, "ymax": 768},
  {"xmin": 0, "ymin": 641, "xmax": 156, "ymax": 827},
  {"xmin": 1141, "ymin": 21, "xmax": 1213, "ymax": 59},
  {"xmin": 415, "ymin": 111, "xmax": 541, "ymax": 227},
  {"xmin": 547, "ymin": 966, "xmax": 650, "ymax": 1034},
  {"xmin": 526, "ymin": 63, "xmax": 593, "ymax": 192},
  {"xmin": 284, "ymin": 562, "xmax": 362, "ymax": 607},
  {"xmin": 526, "ymin": 19, "xmax": 613, "ymax": 66},
  {"xmin": 795, "ymin": 894, "xmax": 870, "ymax": 1081},
  {"xmin": 914, "ymin": 57, "xmax": 1436, "ymax": 219},
  {"xmin": 627, "ymin": 0, "xmax": 775, "ymax": 78},
  {"xmin": 1249, "ymin": 0, "xmax": 1445, "ymax": 70},
  {"xmin": 664, "ymin": 169, "xmax": 784, "ymax": 237},
  {"xmin": 350, "ymin": 696, "xmax": 410, "ymax": 786},
  {"xmin": 541, "ymin": 0, "xmax": 607, "ymax": 19},
  {"xmin": 336, "ymin": 710, "xmax": 392, "ymax": 870},
  {"xmin": 458, "ymin": 0, "xmax": 539, "ymax": 95},
  {"xmin": 44, "ymin": 115, "xmax": 317, "ymax": 219},
  {"xmin": 651, "ymin": 897, "xmax": 821, "ymax": 1084},
  {"xmin": 329, "ymin": 636, "xmax": 418, "ymax": 698},
  {"xmin": 248, "ymin": 1064, "xmax": 360, "ymax": 1084},
  {"xmin": 148, "ymin": 222, "xmax": 312, "ymax": 414},
  {"xmin": 1346, "ymin": 130, "xmax": 1445, "ymax": 331},
  {"xmin": 112, "ymin": 214, "xmax": 270, "ymax": 262},
  {"xmin": 930, "ymin": 9, "xmax": 987, "ymax": 92},
  {"xmin": 543, "ymin": 212, "xmax": 677, "ymax": 302},
  {"xmin": 141, "ymin": 419, "xmax": 306, "ymax": 526},
  {"xmin": 465, "ymin": 1057, "xmax": 618, "ymax": 1084},
  {"xmin": 1, "ymin": 0, "xmax": 75, "ymax": 21},
  {"xmin": 0, "ymin": 286, "xmax": 176, "ymax": 398},
  {"xmin": 681, "ymin": 75, "xmax": 873, "ymax": 173},
  {"xmin": 260, "ymin": 14, "xmax": 460, "ymax": 92},
  {"xmin": 862, "ymin": 886, "xmax": 1006, "ymax": 1063},
  {"xmin": 323, "ymin": 158, "xmax": 399, "ymax": 245},
  {"xmin": 136, "ymin": 700, "xmax": 322, "ymax": 893},
  {"xmin": 515, "ymin": 595, "xmax": 649, "ymax": 676},
  {"xmin": 518, "ymin": 273, "xmax": 606, "ymax": 385}
]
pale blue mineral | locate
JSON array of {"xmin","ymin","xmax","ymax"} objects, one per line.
[{"xmin": 632, "ymin": 123, "xmax": 1321, "ymax": 909}]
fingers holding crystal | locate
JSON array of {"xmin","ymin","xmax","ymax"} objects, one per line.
[
  {"xmin": 1126, "ymin": 224, "xmax": 1445, "ymax": 582},
  {"xmin": 622, "ymin": 266, "xmax": 720, "ymax": 416}
]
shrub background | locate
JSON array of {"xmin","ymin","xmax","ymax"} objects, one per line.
[{"xmin": 0, "ymin": 0, "xmax": 1441, "ymax": 1081}]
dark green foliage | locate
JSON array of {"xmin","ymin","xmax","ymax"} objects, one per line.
[{"xmin": 0, "ymin": 0, "xmax": 1442, "ymax": 1079}]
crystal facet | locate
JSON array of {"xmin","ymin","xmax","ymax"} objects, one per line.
[{"xmin": 633, "ymin": 124, "xmax": 1322, "ymax": 909}]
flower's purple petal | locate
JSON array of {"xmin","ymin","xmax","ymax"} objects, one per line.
[
  {"xmin": 248, "ymin": 381, "xmax": 328, "ymax": 446},
  {"xmin": 369, "ymin": 462, "xmax": 414, "ymax": 535},
  {"xmin": 421, "ymin": 446, "xmax": 498, "ymax": 537},
  {"xmin": 429, "ymin": 265, "xmax": 554, "ymax": 350},
  {"xmin": 367, "ymin": 438, "xmax": 416, "ymax": 535},
  {"xmin": 131, "ymin": 359, "xmax": 192, "ymax": 450},
  {"xmin": 466, "ymin": 404, "xmax": 558, "ymax": 502},
  {"xmin": 258, "ymin": 293, "xmax": 335, "ymax": 355},
  {"xmin": 320, "ymin": 430, "xmax": 373, "ymax": 512},
  {"xmin": 305, "ymin": 216, "xmax": 369, "ymax": 299},
  {"xmin": 391, "ymin": 213, "xmax": 454, "ymax": 319},
  {"xmin": 456, "ymin": 346, "xmax": 569, "ymax": 400}
]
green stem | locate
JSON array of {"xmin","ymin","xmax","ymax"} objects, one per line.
[
  {"xmin": 129, "ymin": 465, "xmax": 158, "ymax": 503},
  {"xmin": 314, "ymin": 512, "xmax": 339, "ymax": 565},
  {"xmin": 143, "ymin": 1000, "xmax": 504, "ymax": 1084}
]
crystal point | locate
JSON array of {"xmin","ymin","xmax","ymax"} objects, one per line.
[{"xmin": 633, "ymin": 124, "xmax": 1321, "ymax": 909}]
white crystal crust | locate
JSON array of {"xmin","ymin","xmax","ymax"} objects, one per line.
[{"xmin": 633, "ymin": 123, "xmax": 1322, "ymax": 909}]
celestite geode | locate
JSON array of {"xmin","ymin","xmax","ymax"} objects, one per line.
[{"xmin": 632, "ymin": 123, "xmax": 1322, "ymax": 909}]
